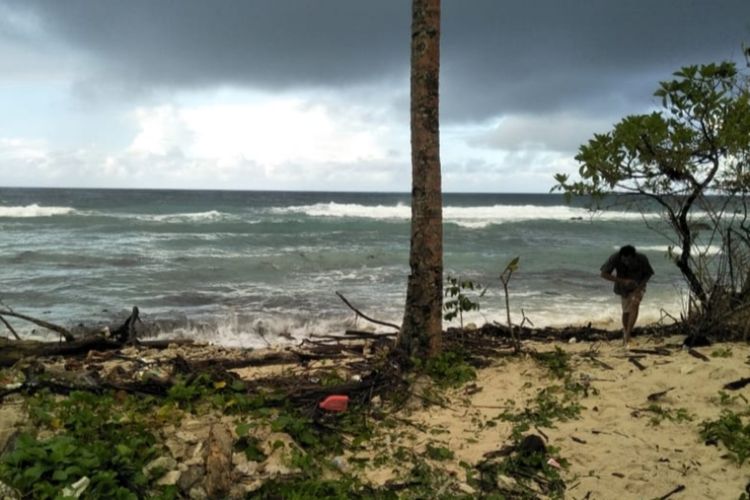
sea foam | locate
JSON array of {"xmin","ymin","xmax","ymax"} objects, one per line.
[
  {"xmin": 273, "ymin": 202, "xmax": 660, "ymax": 228},
  {"xmin": 0, "ymin": 204, "xmax": 75, "ymax": 218}
]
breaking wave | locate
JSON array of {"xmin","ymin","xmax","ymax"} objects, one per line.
[
  {"xmin": 273, "ymin": 202, "xmax": 660, "ymax": 228},
  {"xmin": 0, "ymin": 204, "xmax": 75, "ymax": 218}
]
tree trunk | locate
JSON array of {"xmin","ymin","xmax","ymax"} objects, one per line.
[{"xmin": 399, "ymin": 0, "xmax": 443, "ymax": 358}]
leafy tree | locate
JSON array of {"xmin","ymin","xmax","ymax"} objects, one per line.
[
  {"xmin": 554, "ymin": 61, "xmax": 750, "ymax": 329},
  {"xmin": 400, "ymin": 0, "xmax": 443, "ymax": 357}
]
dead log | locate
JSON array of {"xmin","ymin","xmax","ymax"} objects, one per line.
[
  {"xmin": 0, "ymin": 336, "xmax": 119, "ymax": 367},
  {"xmin": 0, "ymin": 336, "xmax": 196, "ymax": 368}
]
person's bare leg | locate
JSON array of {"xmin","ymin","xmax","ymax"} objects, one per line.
[
  {"xmin": 627, "ymin": 303, "xmax": 640, "ymax": 339},
  {"xmin": 622, "ymin": 311, "xmax": 630, "ymax": 346}
]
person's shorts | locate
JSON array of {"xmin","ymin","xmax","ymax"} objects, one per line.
[{"xmin": 621, "ymin": 287, "xmax": 646, "ymax": 315}]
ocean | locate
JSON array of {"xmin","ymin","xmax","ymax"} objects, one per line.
[{"xmin": 0, "ymin": 188, "xmax": 695, "ymax": 346}]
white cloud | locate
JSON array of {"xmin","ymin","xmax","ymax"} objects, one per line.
[
  {"xmin": 128, "ymin": 93, "xmax": 398, "ymax": 170},
  {"xmin": 468, "ymin": 113, "xmax": 614, "ymax": 153}
]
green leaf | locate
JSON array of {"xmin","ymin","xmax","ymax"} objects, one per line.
[{"xmin": 235, "ymin": 422, "xmax": 252, "ymax": 437}]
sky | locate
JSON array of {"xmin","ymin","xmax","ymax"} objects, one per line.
[{"xmin": 0, "ymin": 1, "xmax": 748, "ymax": 193}]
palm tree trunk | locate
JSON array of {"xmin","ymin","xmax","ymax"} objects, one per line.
[{"xmin": 399, "ymin": 0, "xmax": 443, "ymax": 358}]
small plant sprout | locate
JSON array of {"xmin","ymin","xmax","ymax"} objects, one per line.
[
  {"xmin": 443, "ymin": 276, "xmax": 486, "ymax": 329},
  {"xmin": 499, "ymin": 256, "xmax": 522, "ymax": 353}
]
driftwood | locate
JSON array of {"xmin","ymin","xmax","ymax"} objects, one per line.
[
  {"xmin": 0, "ymin": 336, "xmax": 121, "ymax": 368},
  {"xmin": 0, "ymin": 308, "xmax": 75, "ymax": 341},
  {"xmin": 0, "ymin": 336, "xmax": 196, "ymax": 368}
]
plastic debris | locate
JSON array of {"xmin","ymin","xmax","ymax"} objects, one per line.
[
  {"xmin": 61, "ymin": 477, "xmax": 90, "ymax": 498},
  {"xmin": 319, "ymin": 394, "xmax": 349, "ymax": 412},
  {"xmin": 546, "ymin": 458, "xmax": 561, "ymax": 469}
]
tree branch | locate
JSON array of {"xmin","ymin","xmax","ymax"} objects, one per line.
[
  {"xmin": 335, "ymin": 291, "xmax": 400, "ymax": 331},
  {"xmin": 0, "ymin": 309, "xmax": 75, "ymax": 342}
]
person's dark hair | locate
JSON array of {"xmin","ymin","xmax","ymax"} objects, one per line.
[{"xmin": 619, "ymin": 244, "xmax": 636, "ymax": 257}]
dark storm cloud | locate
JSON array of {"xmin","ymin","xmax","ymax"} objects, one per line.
[{"xmin": 4, "ymin": 0, "xmax": 750, "ymax": 121}]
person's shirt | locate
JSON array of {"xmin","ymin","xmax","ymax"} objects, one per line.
[{"xmin": 600, "ymin": 251, "xmax": 655, "ymax": 296}]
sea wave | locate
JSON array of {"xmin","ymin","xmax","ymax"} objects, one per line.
[
  {"xmin": 97, "ymin": 210, "xmax": 236, "ymax": 223},
  {"xmin": 636, "ymin": 244, "xmax": 723, "ymax": 256},
  {"xmin": 272, "ymin": 202, "xmax": 660, "ymax": 227},
  {"xmin": 146, "ymin": 210, "xmax": 228, "ymax": 223},
  {"xmin": 0, "ymin": 204, "xmax": 75, "ymax": 218}
]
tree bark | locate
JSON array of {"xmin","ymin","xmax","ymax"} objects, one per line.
[{"xmin": 400, "ymin": 0, "xmax": 443, "ymax": 358}]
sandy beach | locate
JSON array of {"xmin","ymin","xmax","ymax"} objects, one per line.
[
  {"xmin": 2, "ymin": 330, "xmax": 749, "ymax": 499},
  {"xmin": 366, "ymin": 335, "xmax": 750, "ymax": 499}
]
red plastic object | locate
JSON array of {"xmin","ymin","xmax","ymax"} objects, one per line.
[{"xmin": 319, "ymin": 395, "xmax": 349, "ymax": 412}]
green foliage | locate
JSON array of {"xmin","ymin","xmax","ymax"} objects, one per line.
[
  {"xmin": 715, "ymin": 390, "xmax": 749, "ymax": 407},
  {"xmin": 499, "ymin": 386, "xmax": 582, "ymax": 441},
  {"xmin": 396, "ymin": 460, "xmax": 473, "ymax": 500},
  {"xmin": 425, "ymin": 443, "xmax": 455, "ymax": 461},
  {"xmin": 0, "ymin": 390, "xmax": 159, "ymax": 499},
  {"xmin": 711, "ymin": 347, "xmax": 734, "ymax": 358},
  {"xmin": 444, "ymin": 276, "xmax": 485, "ymax": 328},
  {"xmin": 554, "ymin": 60, "xmax": 750, "ymax": 313},
  {"xmin": 253, "ymin": 475, "xmax": 388, "ymax": 500},
  {"xmin": 532, "ymin": 347, "xmax": 572, "ymax": 379},
  {"xmin": 234, "ymin": 422, "xmax": 267, "ymax": 462},
  {"xmin": 641, "ymin": 404, "xmax": 694, "ymax": 426},
  {"xmin": 166, "ymin": 372, "xmax": 280, "ymax": 414},
  {"xmin": 271, "ymin": 412, "xmax": 319, "ymax": 448},
  {"xmin": 414, "ymin": 349, "xmax": 477, "ymax": 388},
  {"xmin": 700, "ymin": 410, "xmax": 750, "ymax": 465},
  {"xmin": 555, "ymin": 62, "xmax": 750, "ymax": 199},
  {"xmin": 477, "ymin": 446, "xmax": 566, "ymax": 499}
]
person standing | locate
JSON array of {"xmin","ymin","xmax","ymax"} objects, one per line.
[{"xmin": 600, "ymin": 245, "xmax": 654, "ymax": 347}]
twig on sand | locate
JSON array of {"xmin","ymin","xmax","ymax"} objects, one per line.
[
  {"xmin": 687, "ymin": 349, "xmax": 710, "ymax": 362},
  {"xmin": 335, "ymin": 291, "xmax": 400, "ymax": 331},
  {"xmin": 628, "ymin": 357, "xmax": 647, "ymax": 371},
  {"xmin": 657, "ymin": 484, "xmax": 686, "ymax": 500},
  {"xmin": 647, "ymin": 387, "xmax": 675, "ymax": 401},
  {"xmin": 724, "ymin": 377, "xmax": 750, "ymax": 391},
  {"xmin": 629, "ymin": 347, "xmax": 672, "ymax": 356}
]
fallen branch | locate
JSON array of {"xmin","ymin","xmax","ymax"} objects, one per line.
[
  {"xmin": 335, "ymin": 291, "xmax": 400, "ymax": 331},
  {"xmin": 0, "ymin": 309, "xmax": 75, "ymax": 341},
  {"xmin": 0, "ymin": 315, "xmax": 21, "ymax": 341}
]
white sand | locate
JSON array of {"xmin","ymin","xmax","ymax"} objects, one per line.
[{"xmin": 358, "ymin": 336, "xmax": 750, "ymax": 499}]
